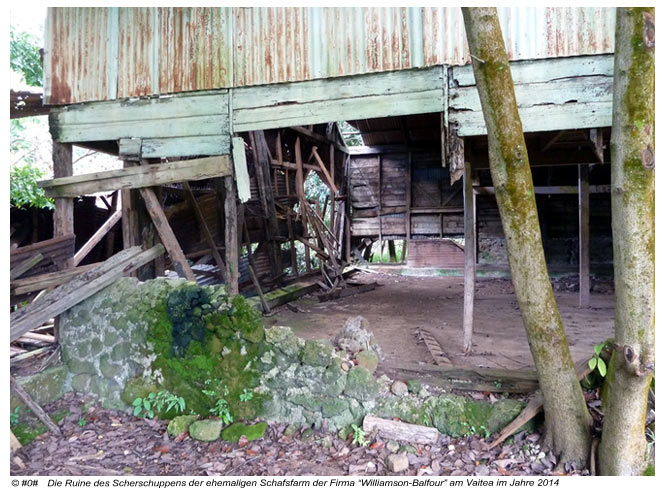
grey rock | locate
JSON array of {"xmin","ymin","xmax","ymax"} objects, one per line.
[
  {"xmin": 386, "ymin": 453, "xmax": 409, "ymax": 473},
  {"xmin": 189, "ymin": 419, "xmax": 224, "ymax": 442},
  {"xmin": 390, "ymin": 380, "xmax": 409, "ymax": 397}
]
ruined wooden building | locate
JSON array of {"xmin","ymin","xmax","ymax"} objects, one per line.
[{"xmin": 12, "ymin": 7, "xmax": 617, "ymax": 349}]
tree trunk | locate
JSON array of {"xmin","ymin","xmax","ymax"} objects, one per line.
[
  {"xmin": 462, "ymin": 8, "xmax": 591, "ymax": 466},
  {"xmin": 598, "ymin": 7, "xmax": 655, "ymax": 476}
]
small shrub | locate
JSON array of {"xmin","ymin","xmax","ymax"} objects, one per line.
[
  {"xmin": 351, "ymin": 423, "xmax": 369, "ymax": 447},
  {"xmin": 133, "ymin": 391, "xmax": 186, "ymax": 419}
]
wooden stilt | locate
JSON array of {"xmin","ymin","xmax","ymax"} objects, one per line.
[
  {"xmin": 224, "ymin": 175, "xmax": 239, "ymax": 295},
  {"xmin": 53, "ymin": 143, "xmax": 74, "ymax": 269},
  {"xmin": 378, "ymin": 155, "xmax": 383, "ymax": 263},
  {"xmin": 578, "ymin": 164, "xmax": 590, "ymax": 308},
  {"xmin": 462, "ymin": 157, "xmax": 476, "ymax": 354},
  {"xmin": 139, "ymin": 187, "xmax": 196, "ymax": 281},
  {"xmin": 388, "ymin": 240, "xmax": 397, "ymax": 263}
]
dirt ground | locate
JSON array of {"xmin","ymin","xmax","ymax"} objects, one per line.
[{"xmin": 266, "ymin": 270, "xmax": 615, "ymax": 371}]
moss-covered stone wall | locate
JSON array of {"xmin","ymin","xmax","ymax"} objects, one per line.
[{"xmin": 59, "ymin": 278, "xmax": 525, "ymax": 438}]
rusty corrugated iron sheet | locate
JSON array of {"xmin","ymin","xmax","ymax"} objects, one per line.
[{"xmin": 44, "ymin": 7, "xmax": 616, "ymax": 105}]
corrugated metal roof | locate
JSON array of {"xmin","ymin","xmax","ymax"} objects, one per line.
[{"xmin": 44, "ymin": 7, "xmax": 616, "ymax": 105}]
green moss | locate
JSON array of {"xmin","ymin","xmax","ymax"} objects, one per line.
[
  {"xmin": 139, "ymin": 284, "xmax": 268, "ymax": 421},
  {"xmin": 12, "ymin": 409, "xmax": 70, "ymax": 446},
  {"xmin": 221, "ymin": 421, "xmax": 268, "ymax": 443}
]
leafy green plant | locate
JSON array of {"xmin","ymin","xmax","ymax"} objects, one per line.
[
  {"xmin": 210, "ymin": 398, "xmax": 233, "ymax": 425},
  {"xmin": 239, "ymin": 389, "xmax": 254, "ymax": 402},
  {"xmin": 10, "ymin": 163, "xmax": 54, "ymax": 209},
  {"xmin": 351, "ymin": 423, "xmax": 369, "ymax": 447},
  {"xmin": 10, "ymin": 407, "xmax": 21, "ymax": 426},
  {"xmin": 132, "ymin": 391, "xmax": 185, "ymax": 419},
  {"xmin": 77, "ymin": 418, "xmax": 87, "ymax": 427},
  {"xmin": 588, "ymin": 342, "xmax": 608, "ymax": 377}
]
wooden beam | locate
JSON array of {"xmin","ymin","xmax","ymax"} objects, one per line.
[
  {"xmin": 311, "ymin": 147, "xmax": 339, "ymax": 193},
  {"xmin": 473, "ymin": 185, "xmax": 610, "ymax": 195},
  {"xmin": 363, "ymin": 415, "xmax": 440, "ymax": 445},
  {"xmin": 40, "ymin": 156, "xmax": 231, "ymax": 197},
  {"xmin": 10, "ymin": 245, "xmax": 164, "ymax": 341},
  {"xmin": 11, "ymin": 263, "xmax": 101, "ymax": 296},
  {"xmin": 52, "ymin": 142, "xmax": 74, "ymax": 269},
  {"xmin": 224, "ymin": 175, "xmax": 239, "ymax": 295},
  {"xmin": 578, "ymin": 165, "xmax": 590, "ymax": 308},
  {"xmin": 10, "ymin": 254, "xmax": 43, "ymax": 280},
  {"xmin": 73, "ymin": 208, "xmax": 122, "ymax": 266},
  {"xmin": 287, "ymin": 125, "xmax": 349, "ymax": 155},
  {"xmin": 139, "ymin": 187, "xmax": 196, "ymax": 281},
  {"xmin": 462, "ymin": 159, "xmax": 476, "ymax": 354},
  {"xmin": 183, "ymin": 182, "xmax": 226, "ymax": 279}
]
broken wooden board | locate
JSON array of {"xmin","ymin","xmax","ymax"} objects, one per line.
[
  {"xmin": 10, "ymin": 234, "xmax": 76, "ymax": 276},
  {"xmin": 420, "ymin": 328, "xmax": 454, "ymax": 367},
  {"xmin": 363, "ymin": 415, "xmax": 440, "ymax": 445},
  {"xmin": 10, "ymin": 253, "xmax": 43, "ymax": 280},
  {"xmin": 381, "ymin": 362, "xmax": 540, "ymax": 394},
  {"xmin": 40, "ymin": 156, "xmax": 231, "ymax": 197},
  {"xmin": 11, "ymin": 263, "xmax": 101, "ymax": 296},
  {"xmin": 10, "ymin": 245, "xmax": 165, "ymax": 342}
]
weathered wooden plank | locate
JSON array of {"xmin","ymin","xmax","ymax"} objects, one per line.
[
  {"xmin": 54, "ymin": 114, "xmax": 227, "ymax": 143},
  {"xmin": 41, "ymin": 156, "xmax": 231, "ymax": 197},
  {"xmin": 452, "ymin": 100, "xmax": 612, "ymax": 136},
  {"xmin": 73, "ymin": 208, "xmax": 122, "ymax": 266},
  {"xmin": 10, "ymin": 254, "xmax": 43, "ymax": 280},
  {"xmin": 51, "ymin": 92, "xmax": 228, "ymax": 125},
  {"xmin": 234, "ymin": 89, "xmax": 445, "ymax": 132},
  {"xmin": 232, "ymin": 136, "xmax": 251, "ymax": 203},
  {"xmin": 450, "ymin": 75, "xmax": 612, "ymax": 113},
  {"xmin": 233, "ymin": 66, "xmax": 444, "ymax": 109},
  {"xmin": 451, "ymin": 54, "xmax": 613, "ymax": 87},
  {"xmin": 140, "ymin": 135, "xmax": 230, "ymax": 158},
  {"xmin": 139, "ymin": 188, "xmax": 196, "ymax": 281},
  {"xmin": 10, "ymin": 245, "xmax": 164, "ymax": 341},
  {"xmin": 11, "ymin": 263, "xmax": 101, "ymax": 296}
]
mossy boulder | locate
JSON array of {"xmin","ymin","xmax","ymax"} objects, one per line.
[
  {"xmin": 355, "ymin": 350, "xmax": 379, "ymax": 374},
  {"xmin": 264, "ymin": 326, "xmax": 304, "ymax": 358},
  {"xmin": 167, "ymin": 415, "xmax": 199, "ymax": 438},
  {"xmin": 344, "ymin": 366, "xmax": 380, "ymax": 401},
  {"xmin": 300, "ymin": 340, "xmax": 334, "ymax": 367},
  {"xmin": 221, "ymin": 422, "xmax": 268, "ymax": 443},
  {"xmin": 189, "ymin": 419, "xmax": 224, "ymax": 442}
]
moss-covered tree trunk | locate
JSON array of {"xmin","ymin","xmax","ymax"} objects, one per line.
[
  {"xmin": 598, "ymin": 7, "xmax": 655, "ymax": 476},
  {"xmin": 461, "ymin": 8, "xmax": 591, "ymax": 466}
]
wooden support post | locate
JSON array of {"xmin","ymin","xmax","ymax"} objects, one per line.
[
  {"xmin": 406, "ymin": 151, "xmax": 412, "ymax": 245},
  {"xmin": 378, "ymin": 155, "xmax": 383, "ymax": 263},
  {"xmin": 139, "ymin": 187, "xmax": 196, "ymax": 281},
  {"xmin": 578, "ymin": 164, "xmax": 590, "ymax": 308},
  {"xmin": 345, "ymin": 155, "xmax": 352, "ymax": 263},
  {"xmin": 224, "ymin": 175, "xmax": 239, "ymax": 295},
  {"xmin": 183, "ymin": 182, "xmax": 226, "ymax": 279},
  {"xmin": 53, "ymin": 142, "xmax": 74, "ymax": 269},
  {"xmin": 462, "ymin": 157, "xmax": 476, "ymax": 354}
]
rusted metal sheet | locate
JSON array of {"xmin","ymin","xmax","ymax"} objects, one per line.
[{"xmin": 44, "ymin": 7, "xmax": 616, "ymax": 105}]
